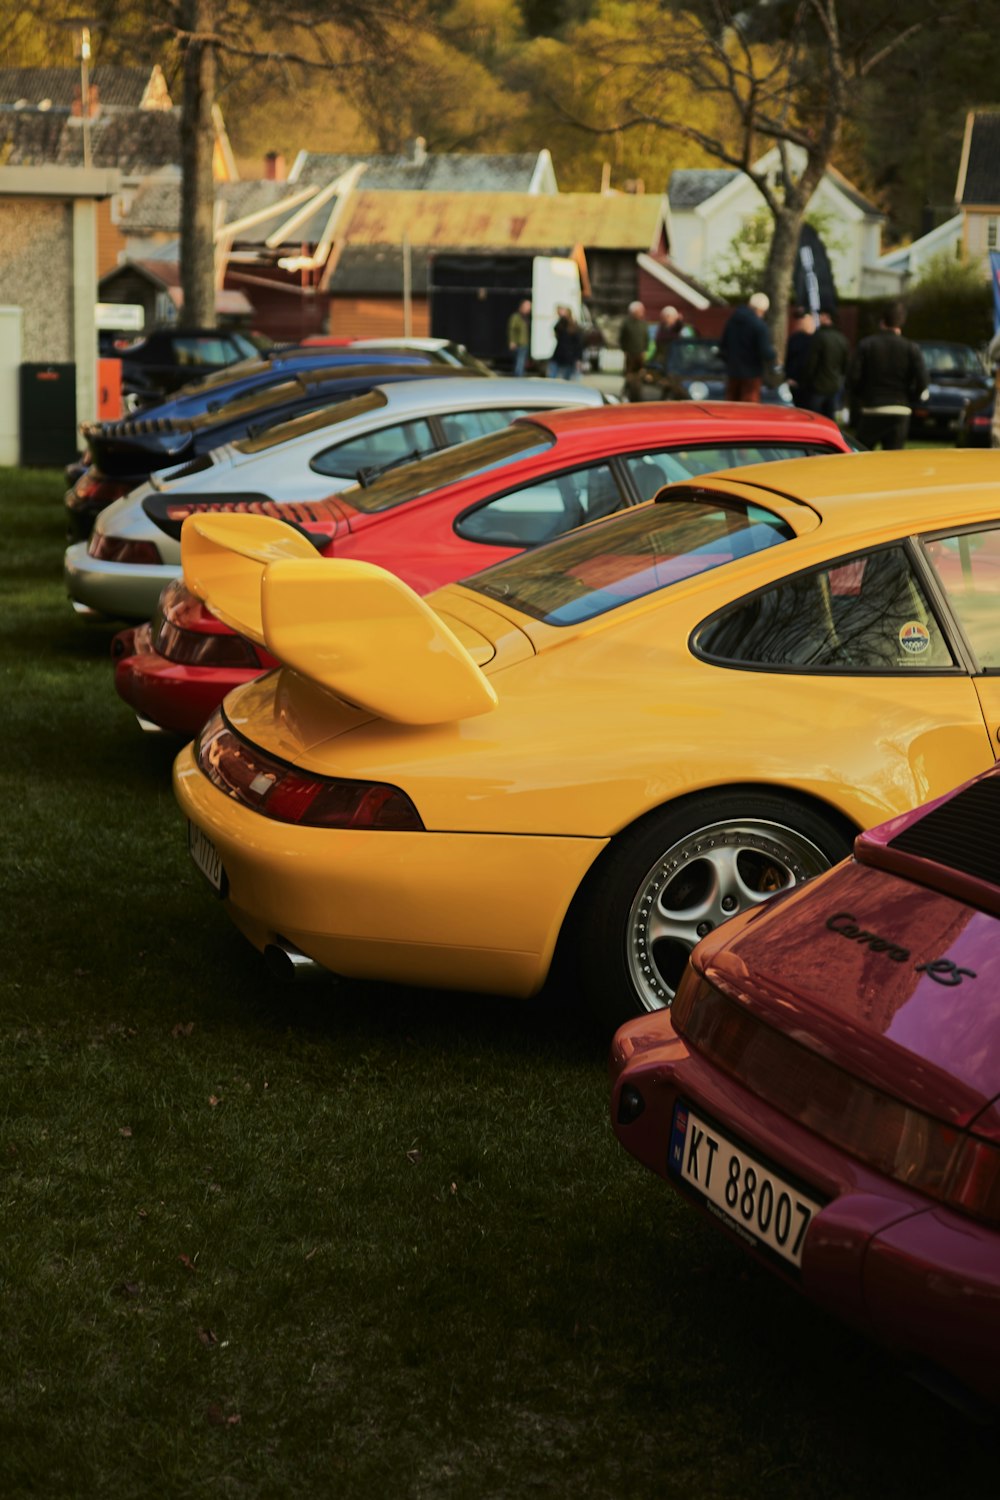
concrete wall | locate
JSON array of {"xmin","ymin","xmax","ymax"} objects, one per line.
[{"xmin": 0, "ymin": 197, "xmax": 75, "ymax": 361}]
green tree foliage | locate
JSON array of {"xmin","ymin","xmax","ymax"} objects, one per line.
[{"xmin": 904, "ymin": 252, "xmax": 994, "ymax": 345}]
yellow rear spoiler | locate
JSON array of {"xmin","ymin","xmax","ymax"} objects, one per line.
[{"xmin": 181, "ymin": 513, "xmax": 498, "ymax": 725}]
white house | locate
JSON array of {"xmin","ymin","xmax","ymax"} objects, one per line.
[
  {"xmin": 871, "ymin": 214, "xmax": 963, "ymax": 290},
  {"xmin": 666, "ymin": 147, "xmax": 886, "ymax": 299}
]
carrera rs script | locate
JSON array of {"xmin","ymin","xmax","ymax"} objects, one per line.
[{"xmin": 825, "ymin": 912, "xmax": 909, "ymax": 962}]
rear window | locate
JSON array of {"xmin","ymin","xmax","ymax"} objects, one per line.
[
  {"xmin": 235, "ymin": 390, "xmax": 387, "ymax": 454},
  {"xmin": 345, "ymin": 424, "xmax": 554, "ymax": 514},
  {"xmin": 466, "ymin": 493, "xmax": 792, "ymax": 626}
]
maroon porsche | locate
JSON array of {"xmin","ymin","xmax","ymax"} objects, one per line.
[{"xmin": 611, "ymin": 765, "xmax": 1000, "ymax": 1412}]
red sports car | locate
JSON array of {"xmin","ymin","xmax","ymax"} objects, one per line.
[
  {"xmin": 610, "ymin": 765, "xmax": 1000, "ymax": 1413},
  {"xmin": 113, "ymin": 403, "xmax": 851, "ymax": 735}
]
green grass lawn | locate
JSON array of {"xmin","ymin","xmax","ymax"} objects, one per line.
[{"xmin": 1, "ymin": 467, "xmax": 996, "ymax": 1497}]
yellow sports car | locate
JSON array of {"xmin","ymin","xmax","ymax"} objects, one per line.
[{"xmin": 175, "ymin": 451, "xmax": 1000, "ymax": 1026}]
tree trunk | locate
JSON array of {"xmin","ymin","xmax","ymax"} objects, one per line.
[
  {"xmin": 762, "ymin": 204, "xmax": 803, "ymax": 366},
  {"xmin": 180, "ymin": 0, "xmax": 218, "ymax": 328}
]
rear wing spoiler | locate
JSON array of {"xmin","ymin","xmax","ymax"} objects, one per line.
[{"xmin": 181, "ymin": 513, "xmax": 498, "ymax": 725}]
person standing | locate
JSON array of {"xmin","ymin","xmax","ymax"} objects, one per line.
[
  {"xmin": 550, "ymin": 309, "xmax": 584, "ymax": 381},
  {"xmin": 652, "ymin": 305, "xmax": 686, "ymax": 368},
  {"xmin": 619, "ymin": 300, "xmax": 648, "ymax": 401},
  {"xmin": 719, "ymin": 292, "xmax": 778, "ymax": 402},
  {"xmin": 507, "ymin": 299, "xmax": 532, "ymax": 378},
  {"xmin": 784, "ymin": 307, "xmax": 816, "ymax": 408},
  {"xmin": 848, "ymin": 301, "xmax": 928, "ymax": 450},
  {"xmin": 804, "ymin": 307, "xmax": 851, "ymax": 420}
]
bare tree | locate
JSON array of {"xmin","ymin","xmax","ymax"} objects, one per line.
[{"xmin": 559, "ymin": 0, "xmax": 956, "ymax": 351}]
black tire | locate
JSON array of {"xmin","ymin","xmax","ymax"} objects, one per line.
[{"xmin": 576, "ymin": 790, "xmax": 852, "ymax": 1032}]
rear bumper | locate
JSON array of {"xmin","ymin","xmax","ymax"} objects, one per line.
[
  {"xmin": 116, "ymin": 650, "xmax": 261, "ymax": 737},
  {"xmin": 64, "ymin": 541, "xmax": 179, "ymax": 621},
  {"xmin": 174, "ymin": 743, "xmax": 607, "ymax": 999},
  {"xmin": 610, "ymin": 1016, "xmax": 1000, "ymax": 1408}
]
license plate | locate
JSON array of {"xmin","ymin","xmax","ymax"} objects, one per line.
[
  {"xmin": 669, "ymin": 1102, "xmax": 823, "ymax": 1269},
  {"xmin": 188, "ymin": 821, "xmax": 226, "ymax": 896}
]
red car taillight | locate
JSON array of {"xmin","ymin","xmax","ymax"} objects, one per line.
[
  {"xmin": 672, "ymin": 969, "xmax": 1000, "ymax": 1226},
  {"xmin": 195, "ymin": 710, "xmax": 424, "ymax": 831},
  {"xmin": 87, "ymin": 533, "xmax": 162, "ymax": 565}
]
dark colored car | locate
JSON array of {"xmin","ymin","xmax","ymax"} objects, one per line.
[
  {"xmin": 67, "ymin": 354, "xmax": 476, "ymax": 538},
  {"xmin": 911, "ymin": 341, "xmax": 990, "ymax": 436},
  {"xmin": 655, "ymin": 337, "xmax": 793, "ymax": 406},
  {"xmin": 107, "ymin": 327, "xmax": 274, "ymax": 408},
  {"xmin": 611, "ymin": 764, "xmax": 1000, "ymax": 1413}
]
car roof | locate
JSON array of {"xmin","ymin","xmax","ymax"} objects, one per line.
[
  {"xmin": 701, "ymin": 450, "xmax": 1000, "ymax": 539},
  {"xmin": 367, "ymin": 375, "xmax": 603, "ymax": 412},
  {"xmin": 522, "ymin": 400, "xmax": 842, "ymax": 450}
]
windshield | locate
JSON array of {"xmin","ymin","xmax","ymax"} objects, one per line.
[
  {"xmin": 466, "ymin": 495, "xmax": 792, "ymax": 626},
  {"xmin": 344, "ymin": 423, "xmax": 554, "ymax": 514},
  {"xmin": 918, "ymin": 344, "xmax": 985, "ymax": 378},
  {"xmin": 667, "ymin": 340, "xmax": 726, "ymax": 376},
  {"xmin": 235, "ymin": 390, "xmax": 387, "ymax": 454}
]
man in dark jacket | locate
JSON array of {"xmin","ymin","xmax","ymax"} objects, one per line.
[
  {"xmin": 619, "ymin": 300, "xmax": 649, "ymax": 401},
  {"xmin": 719, "ymin": 292, "xmax": 778, "ymax": 401},
  {"xmin": 848, "ymin": 302, "xmax": 928, "ymax": 449},
  {"xmin": 804, "ymin": 307, "xmax": 850, "ymax": 420}
]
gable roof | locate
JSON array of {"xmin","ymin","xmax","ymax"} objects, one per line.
[
  {"xmin": 0, "ymin": 65, "xmax": 168, "ymax": 112},
  {"xmin": 667, "ymin": 169, "xmax": 739, "ymax": 210},
  {"xmin": 956, "ymin": 110, "xmax": 1000, "ymax": 205},
  {"xmin": 668, "ymin": 159, "xmax": 883, "ymax": 218},
  {"xmin": 289, "ymin": 149, "xmax": 554, "ymax": 195},
  {"xmin": 0, "ymin": 106, "xmax": 181, "ymax": 172}
]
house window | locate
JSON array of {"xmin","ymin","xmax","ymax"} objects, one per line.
[{"xmin": 988, "ymin": 217, "xmax": 999, "ymax": 250}]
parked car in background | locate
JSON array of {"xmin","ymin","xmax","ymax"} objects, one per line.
[
  {"xmin": 611, "ymin": 761, "xmax": 1000, "ymax": 1413},
  {"xmin": 911, "ymin": 341, "xmax": 990, "ymax": 436},
  {"xmin": 66, "ymin": 355, "xmax": 473, "ymax": 537},
  {"xmin": 77, "ymin": 401, "xmax": 846, "ymax": 624},
  {"xmin": 107, "ymin": 326, "xmax": 274, "ymax": 409},
  {"xmin": 113, "ymin": 402, "xmax": 847, "ymax": 734},
  {"xmin": 170, "ymin": 447, "xmax": 1000, "ymax": 1022},
  {"xmin": 653, "ymin": 337, "xmax": 793, "ymax": 406}
]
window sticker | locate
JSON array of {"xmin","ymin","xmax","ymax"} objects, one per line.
[{"xmin": 899, "ymin": 620, "xmax": 931, "ymax": 655}]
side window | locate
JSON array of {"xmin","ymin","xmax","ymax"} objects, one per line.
[
  {"xmin": 311, "ymin": 419, "xmax": 436, "ymax": 480},
  {"xmin": 924, "ymin": 528, "xmax": 1000, "ymax": 667},
  {"xmin": 455, "ymin": 462, "xmax": 625, "ymax": 548},
  {"xmin": 175, "ymin": 338, "xmax": 230, "ymax": 366},
  {"xmin": 437, "ymin": 408, "xmax": 530, "ymax": 446},
  {"xmin": 624, "ymin": 444, "xmax": 827, "ymax": 503},
  {"xmin": 697, "ymin": 545, "xmax": 955, "ymax": 670}
]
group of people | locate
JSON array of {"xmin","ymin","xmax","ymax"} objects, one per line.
[
  {"xmin": 513, "ymin": 289, "xmax": 938, "ymax": 452},
  {"xmin": 506, "ymin": 299, "xmax": 585, "ymax": 381},
  {"xmin": 619, "ymin": 292, "xmax": 932, "ymax": 452}
]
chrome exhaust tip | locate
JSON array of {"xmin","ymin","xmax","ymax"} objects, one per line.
[
  {"xmin": 70, "ymin": 600, "xmax": 101, "ymax": 617},
  {"xmin": 135, "ymin": 715, "xmax": 166, "ymax": 734},
  {"xmin": 264, "ymin": 940, "xmax": 327, "ymax": 983}
]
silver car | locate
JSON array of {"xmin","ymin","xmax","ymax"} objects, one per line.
[{"xmin": 64, "ymin": 376, "xmax": 607, "ymax": 621}]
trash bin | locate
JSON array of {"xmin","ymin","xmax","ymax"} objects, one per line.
[{"xmin": 19, "ymin": 363, "xmax": 77, "ymax": 466}]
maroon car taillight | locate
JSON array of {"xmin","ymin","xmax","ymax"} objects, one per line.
[
  {"xmin": 195, "ymin": 710, "xmax": 424, "ymax": 831},
  {"xmin": 152, "ymin": 580, "xmax": 263, "ymax": 666},
  {"xmin": 87, "ymin": 533, "xmax": 162, "ymax": 565},
  {"xmin": 154, "ymin": 619, "xmax": 260, "ymax": 667},
  {"xmin": 672, "ymin": 969, "xmax": 1000, "ymax": 1226}
]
